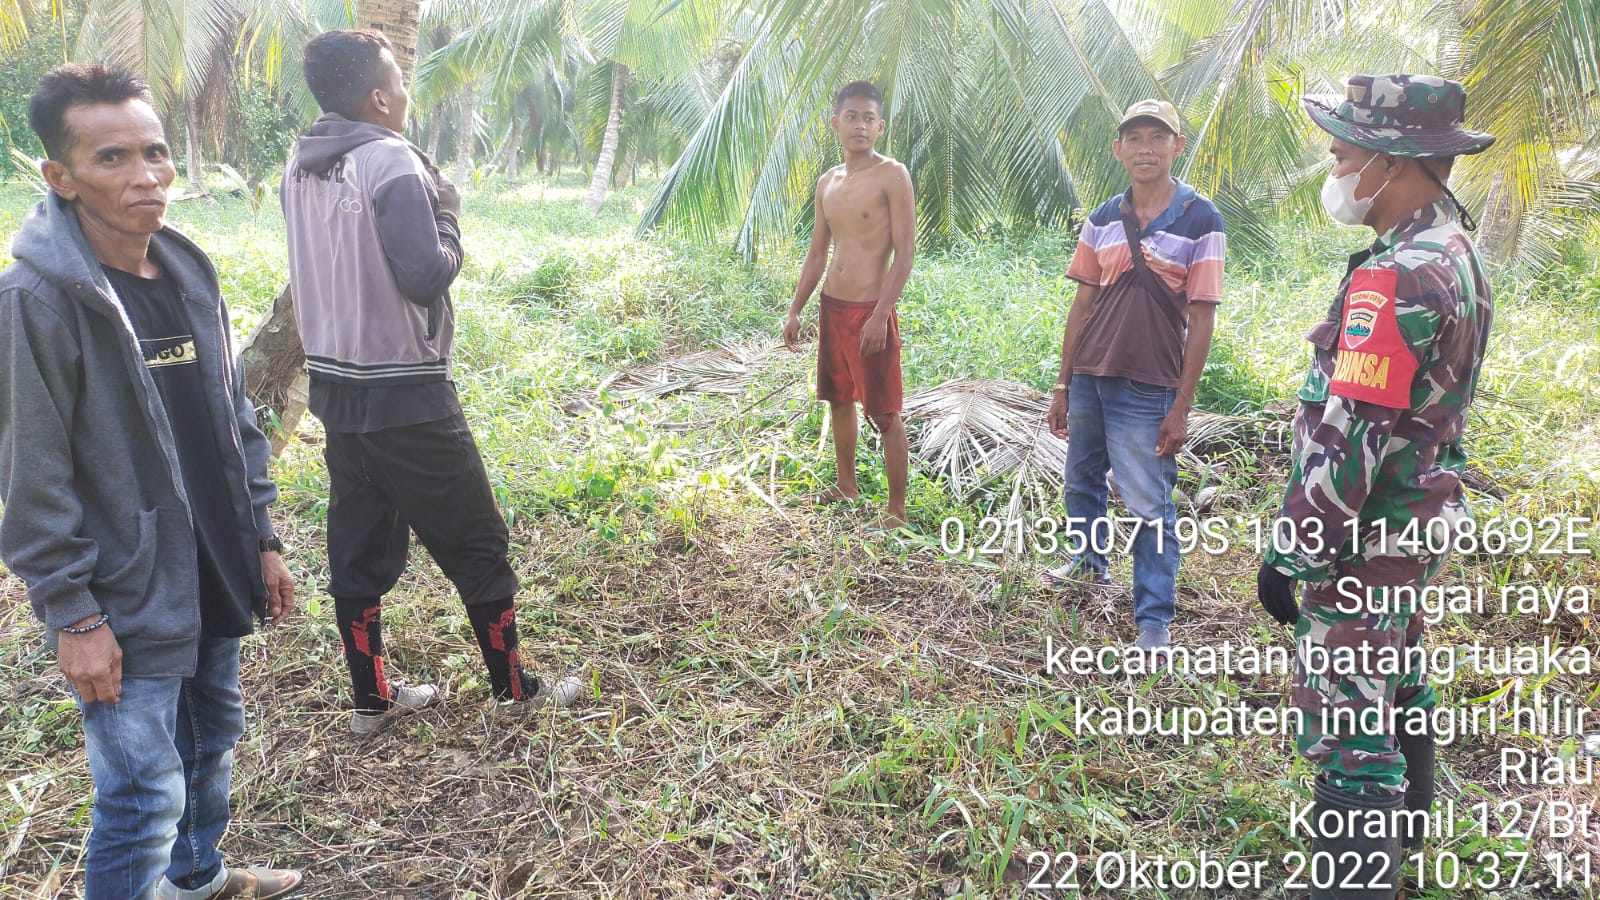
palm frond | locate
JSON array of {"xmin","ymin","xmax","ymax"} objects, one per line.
[
  {"xmin": 413, "ymin": 0, "xmax": 567, "ymax": 108},
  {"xmin": 642, "ymin": 0, "xmax": 1160, "ymax": 253},
  {"xmin": 1446, "ymin": 0, "xmax": 1600, "ymax": 263},
  {"xmin": 0, "ymin": 0, "xmax": 37, "ymax": 53},
  {"xmin": 637, "ymin": 19, "xmax": 802, "ymax": 245},
  {"xmin": 903, "ymin": 379, "xmax": 1290, "ymax": 515},
  {"xmin": 902, "ymin": 378, "xmax": 1065, "ymax": 506},
  {"xmin": 601, "ymin": 341, "xmax": 787, "ymax": 397}
]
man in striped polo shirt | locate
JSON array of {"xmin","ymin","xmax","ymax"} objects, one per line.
[{"xmin": 1045, "ymin": 99, "xmax": 1225, "ymax": 655}]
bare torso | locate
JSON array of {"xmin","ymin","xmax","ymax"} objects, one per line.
[{"xmin": 819, "ymin": 154, "xmax": 903, "ymax": 302}]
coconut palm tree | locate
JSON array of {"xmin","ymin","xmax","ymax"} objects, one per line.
[
  {"xmin": 576, "ymin": 0, "xmax": 726, "ymax": 210},
  {"xmin": 638, "ymin": 0, "xmax": 1166, "ymax": 260},
  {"xmin": 417, "ymin": 0, "xmax": 726, "ymax": 210},
  {"xmin": 584, "ymin": 60, "xmax": 627, "ymax": 209},
  {"xmin": 1129, "ymin": 0, "xmax": 1600, "ymax": 264},
  {"xmin": 639, "ymin": 0, "xmax": 1599, "ymax": 265},
  {"xmin": 1442, "ymin": 0, "xmax": 1600, "ymax": 265},
  {"xmin": 413, "ymin": 0, "xmax": 566, "ymax": 181}
]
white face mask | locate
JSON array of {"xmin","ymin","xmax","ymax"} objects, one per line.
[{"xmin": 1320, "ymin": 154, "xmax": 1388, "ymax": 226}]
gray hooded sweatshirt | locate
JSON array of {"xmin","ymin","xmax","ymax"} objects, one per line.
[
  {"xmin": 0, "ymin": 194, "xmax": 278, "ymax": 677},
  {"xmin": 280, "ymin": 115, "xmax": 461, "ymax": 405}
]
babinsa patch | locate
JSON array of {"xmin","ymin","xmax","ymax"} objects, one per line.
[
  {"xmin": 1343, "ymin": 291, "xmax": 1385, "ymax": 347},
  {"xmin": 1330, "ymin": 268, "xmax": 1416, "ymax": 408}
]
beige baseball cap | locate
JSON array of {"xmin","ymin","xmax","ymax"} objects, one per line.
[{"xmin": 1117, "ymin": 98, "xmax": 1181, "ymax": 136}]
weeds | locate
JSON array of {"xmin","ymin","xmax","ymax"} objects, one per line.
[{"xmin": 1, "ymin": 175, "xmax": 1596, "ymax": 897}]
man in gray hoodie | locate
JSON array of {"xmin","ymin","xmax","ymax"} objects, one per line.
[
  {"xmin": 281, "ymin": 29, "xmax": 582, "ymax": 734},
  {"xmin": 0, "ymin": 65, "xmax": 300, "ymax": 899}
]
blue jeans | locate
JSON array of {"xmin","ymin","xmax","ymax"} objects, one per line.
[
  {"xmin": 77, "ymin": 635, "xmax": 242, "ymax": 900},
  {"xmin": 1062, "ymin": 374, "xmax": 1180, "ymax": 629}
]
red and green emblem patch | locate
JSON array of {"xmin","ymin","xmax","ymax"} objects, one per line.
[{"xmin": 1330, "ymin": 268, "xmax": 1416, "ymax": 408}]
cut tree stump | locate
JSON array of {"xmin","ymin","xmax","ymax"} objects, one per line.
[{"xmin": 240, "ymin": 284, "xmax": 308, "ymax": 457}]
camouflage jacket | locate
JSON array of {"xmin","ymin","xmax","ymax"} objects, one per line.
[{"xmin": 1265, "ymin": 200, "xmax": 1492, "ymax": 585}]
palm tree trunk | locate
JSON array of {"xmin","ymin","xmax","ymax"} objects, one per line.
[
  {"xmin": 422, "ymin": 23, "xmax": 454, "ymax": 160},
  {"xmin": 584, "ymin": 63, "xmax": 629, "ymax": 214},
  {"xmin": 425, "ymin": 108, "xmax": 442, "ymax": 161},
  {"xmin": 1478, "ymin": 172, "xmax": 1520, "ymax": 261},
  {"xmin": 488, "ymin": 123, "xmax": 516, "ymax": 173},
  {"xmin": 506, "ymin": 115, "xmax": 521, "ymax": 185},
  {"xmin": 239, "ymin": 285, "xmax": 308, "ymax": 456},
  {"xmin": 528, "ymin": 93, "xmax": 546, "ymax": 174},
  {"xmin": 454, "ymin": 85, "xmax": 475, "ymax": 187},
  {"xmin": 356, "ymin": 0, "xmax": 420, "ymax": 84},
  {"xmin": 184, "ymin": 95, "xmax": 205, "ymax": 191}
]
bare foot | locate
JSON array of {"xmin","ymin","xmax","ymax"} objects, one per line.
[
  {"xmin": 814, "ymin": 486, "xmax": 861, "ymax": 505},
  {"xmin": 872, "ymin": 511, "xmax": 910, "ymax": 532}
]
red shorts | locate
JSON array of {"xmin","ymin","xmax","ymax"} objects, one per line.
[{"xmin": 816, "ymin": 293, "xmax": 903, "ymax": 417}]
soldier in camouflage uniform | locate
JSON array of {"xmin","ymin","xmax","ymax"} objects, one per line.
[{"xmin": 1256, "ymin": 74, "xmax": 1494, "ymax": 900}]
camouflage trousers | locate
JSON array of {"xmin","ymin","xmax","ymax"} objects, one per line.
[{"xmin": 1293, "ymin": 554, "xmax": 1447, "ymax": 795}]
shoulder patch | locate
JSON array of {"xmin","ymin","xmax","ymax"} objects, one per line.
[{"xmin": 1329, "ymin": 268, "xmax": 1417, "ymax": 409}]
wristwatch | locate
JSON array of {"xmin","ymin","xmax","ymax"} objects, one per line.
[{"xmin": 259, "ymin": 536, "xmax": 284, "ymax": 554}]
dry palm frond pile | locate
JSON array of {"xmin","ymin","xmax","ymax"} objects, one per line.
[
  {"xmin": 599, "ymin": 342, "xmax": 790, "ymax": 399},
  {"xmin": 901, "ymin": 379, "xmax": 1066, "ymax": 518},
  {"xmin": 598, "ymin": 347, "xmax": 1297, "ymax": 519},
  {"xmin": 901, "ymin": 379, "xmax": 1292, "ymax": 518}
]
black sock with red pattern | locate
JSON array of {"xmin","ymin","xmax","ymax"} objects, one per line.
[
  {"xmin": 335, "ymin": 596, "xmax": 390, "ymax": 712},
  {"xmin": 466, "ymin": 597, "xmax": 526, "ymax": 700}
]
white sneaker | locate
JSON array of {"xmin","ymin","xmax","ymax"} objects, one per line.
[
  {"xmin": 349, "ymin": 682, "xmax": 439, "ymax": 735},
  {"xmin": 496, "ymin": 671, "xmax": 585, "ymax": 712},
  {"xmin": 1136, "ymin": 626, "xmax": 1171, "ymax": 653},
  {"xmin": 1042, "ymin": 561, "xmax": 1114, "ymax": 589}
]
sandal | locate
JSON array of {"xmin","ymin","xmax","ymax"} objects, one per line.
[{"xmin": 211, "ymin": 866, "xmax": 303, "ymax": 899}]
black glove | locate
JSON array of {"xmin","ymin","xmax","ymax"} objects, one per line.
[{"xmin": 1257, "ymin": 562, "xmax": 1300, "ymax": 625}]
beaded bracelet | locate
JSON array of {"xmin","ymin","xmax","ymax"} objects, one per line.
[{"xmin": 60, "ymin": 613, "xmax": 110, "ymax": 634}]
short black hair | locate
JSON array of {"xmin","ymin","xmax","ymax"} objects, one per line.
[
  {"xmin": 303, "ymin": 29, "xmax": 394, "ymax": 119},
  {"xmin": 833, "ymin": 81, "xmax": 883, "ymax": 114},
  {"xmin": 1422, "ymin": 156, "xmax": 1455, "ymax": 180},
  {"xmin": 27, "ymin": 63, "xmax": 152, "ymax": 160}
]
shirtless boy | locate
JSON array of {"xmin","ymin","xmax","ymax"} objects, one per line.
[{"xmin": 783, "ymin": 81, "xmax": 916, "ymax": 529}]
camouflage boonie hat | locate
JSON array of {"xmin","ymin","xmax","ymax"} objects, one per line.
[{"xmin": 1303, "ymin": 74, "xmax": 1495, "ymax": 158}]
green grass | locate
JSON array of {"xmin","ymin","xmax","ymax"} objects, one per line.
[{"xmin": 1, "ymin": 173, "xmax": 1597, "ymax": 898}]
